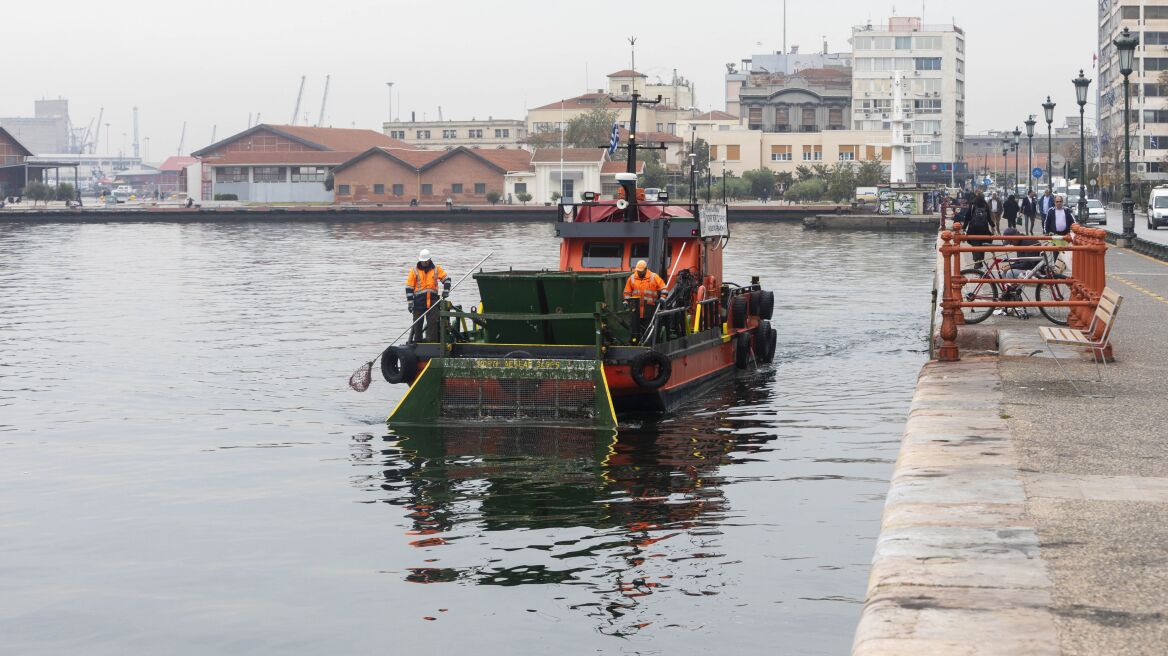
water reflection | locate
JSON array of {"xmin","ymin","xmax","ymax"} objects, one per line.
[{"xmin": 351, "ymin": 370, "xmax": 778, "ymax": 636}]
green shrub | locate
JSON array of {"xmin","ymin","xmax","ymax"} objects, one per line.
[
  {"xmin": 486, "ymin": 190, "xmax": 501, "ymax": 205},
  {"xmin": 214, "ymin": 193, "xmax": 239, "ymax": 201},
  {"xmin": 516, "ymin": 192, "xmax": 532, "ymax": 205}
]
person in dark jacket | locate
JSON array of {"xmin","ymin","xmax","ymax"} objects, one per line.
[
  {"xmin": 1021, "ymin": 191, "xmax": 1038, "ymax": 233},
  {"xmin": 1003, "ymin": 194, "xmax": 1020, "ymax": 230},
  {"xmin": 1043, "ymin": 195, "xmax": 1077, "ymax": 236},
  {"xmin": 965, "ymin": 196, "xmax": 995, "ymax": 265}
]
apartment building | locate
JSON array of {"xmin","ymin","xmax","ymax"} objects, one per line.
[
  {"xmin": 526, "ymin": 69, "xmax": 700, "ymax": 140},
  {"xmin": 1098, "ymin": 0, "xmax": 1168, "ymax": 182},
  {"xmin": 851, "ymin": 17, "xmax": 966, "ymax": 180}
]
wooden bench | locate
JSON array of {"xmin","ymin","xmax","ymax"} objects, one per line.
[{"xmin": 1037, "ymin": 286, "xmax": 1123, "ymax": 394}]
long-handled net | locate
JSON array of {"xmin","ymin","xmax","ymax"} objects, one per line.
[{"xmin": 347, "ymin": 251, "xmax": 493, "ymax": 392}]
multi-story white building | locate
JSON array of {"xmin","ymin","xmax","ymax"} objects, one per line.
[
  {"xmin": 1098, "ymin": 0, "xmax": 1168, "ymax": 184},
  {"xmin": 382, "ymin": 118, "xmax": 527, "ymax": 150},
  {"xmin": 850, "ymin": 17, "xmax": 965, "ymax": 182},
  {"xmin": 725, "ymin": 47, "xmax": 853, "ymax": 116}
]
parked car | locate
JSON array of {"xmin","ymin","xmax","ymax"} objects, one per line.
[
  {"xmin": 1147, "ymin": 185, "xmax": 1168, "ymax": 230},
  {"xmin": 112, "ymin": 185, "xmax": 133, "ymax": 203},
  {"xmin": 1083, "ymin": 198, "xmax": 1106, "ymax": 224}
]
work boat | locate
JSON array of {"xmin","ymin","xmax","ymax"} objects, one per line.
[{"xmin": 384, "ymin": 93, "xmax": 776, "ymax": 427}]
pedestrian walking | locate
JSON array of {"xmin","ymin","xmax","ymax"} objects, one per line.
[
  {"xmin": 1004, "ymin": 193, "xmax": 1020, "ymax": 230},
  {"xmin": 1021, "ymin": 191, "xmax": 1038, "ymax": 233},
  {"xmin": 1043, "ymin": 195, "xmax": 1077, "ymax": 236},
  {"xmin": 966, "ymin": 195, "xmax": 995, "ymax": 266},
  {"xmin": 989, "ymin": 191, "xmax": 1003, "ymax": 232}
]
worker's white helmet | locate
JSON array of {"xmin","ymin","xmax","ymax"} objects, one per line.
[{"xmin": 419, "ymin": 249, "xmax": 431, "ymax": 262}]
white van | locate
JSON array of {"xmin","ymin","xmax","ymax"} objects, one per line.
[{"xmin": 1147, "ymin": 185, "xmax": 1168, "ymax": 230}]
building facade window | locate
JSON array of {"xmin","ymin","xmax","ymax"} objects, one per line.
[
  {"xmin": 771, "ymin": 145, "xmax": 792, "ymax": 161},
  {"xmin": 494, "ymin": 128, "xmax": 510, "ymax": 138},
  {"xmin": 914, "ymin": 35, "xmax": 942, "ymax": 49},
  {"xmin": 442, "ymin": 129, "xmax": 457, "ymax": 139},
  {"xmin": 709, "ymin": 145, "xmax": 718, "ymax": 160},
  {"xmin": 747, "ymin": 107, "xmax": 763, "ymax": 129},
  {"xmin": 838, "ymin": 145, "xmax": 856, "ymax": 161},
  {"xmin": 451, "ymin": 183, "xmax": 463, "ymax": 194},
  {"xmin": 421, "ymin": 183, "xmax": 433, "ymax": 195},
  {"xmin": 474, "ymin": 183, "xmax": 486, "ymax": 194},
  {"xmin": 828, "ymin": 108, "xmax": 844, "ymax": 128},
  {"xmin": 533, "ymin": 122, "xmax": 555, "ymax": 133},
  {"xmin": 338, "ymin": 184, "xmax": 350, "ymax": 195},
  {"xmin": 1144, "ymin": 110, "xmax": 1168, "ymax": 123},
  {"xmin": 253, "ymin": 166, "xmax": 286, "ymax": 183},
  {"xmin": 1148, "ymin": 6, "xmax": 1168, "ymax": 19},
  {"xmin": 373, "ymin": 183, "xmax": 384, "ymax": 194},
  {"xmin": 802, "ymin": 145, "xmax": 823, "ymax": 161},
  {"xmin": 801, "ymin": 107, "xmax": 817, "ymax": 131},
  {"xmin": 514, "ymin": 182, "xmax": 527, "ymax": 194},
  {"xmin": 915, "ymin": 57, "xmax": 942, "ymax": 71},
  {"xmin": 417, "ymin": 130, "xmax": 431, "ymax": 139},
  {"xmin": 291, "ymin": 166, "xmax": 326, "ymax": 183},
  {"xmin": 468, "ymin": 129, "xmax": 483, "ymax": 138},
  {"xmin": 215, "ymin": 166, "xmax": 247, "ymax": 183},
  {"xmin": 895, "ymin": 36, "xmax": 912, "ymax": 49},
  {"xmin": 725, "ymin": 145, "xmax": 741, "ymax": 161},
  {"xmin": 1122, "ymin": 5, "xmax": 1140, "ymax": 18},
  {"xmin": 389, "ymin": 130, "xmax": 406, "ymax": 139},
  {"xmin": 392, "ymin": 183, "xmax": 404, "ymax": 196}
]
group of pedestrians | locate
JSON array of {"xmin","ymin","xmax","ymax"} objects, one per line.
[{"xmin": 944, "ymin": 187, "xmax": 1075, "ymax": 266}]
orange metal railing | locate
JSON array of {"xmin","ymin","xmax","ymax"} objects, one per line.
[{"xmin": 937, "ymin": 223, "xmax": 1109, "ymax": 361}]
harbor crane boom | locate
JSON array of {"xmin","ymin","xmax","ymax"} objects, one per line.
[
  {"xmin": 316, "ymin": 75, "xmax": 330, "ymax": 127},
  {"xmin": 291, "ymin": 75, "xmax": 306, "ymax": 126}
]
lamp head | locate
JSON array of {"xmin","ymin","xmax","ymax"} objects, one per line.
[
  {"xmin": 1073, "ymin": 69, "xmax": 1092, "ymax": 107},
  {"xmin": 1024, "ymin": 115, "xmax": 1036, "ymax": 138},
  {"xmin": 1115, "ymin": 27, "xmax": 1139, "ymax": 77},
  {"xmin": 1042, "ymin": 96, "xmax": 1056, "ymax": 125}
]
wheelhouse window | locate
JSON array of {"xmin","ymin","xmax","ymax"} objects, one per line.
[
  {"xmin": 627, "ymin": 242, "xmax": 672, "ymax": 270},
  {"xmin": 582, "ymin": 242, "xmax": 624, "ymax": 268}
]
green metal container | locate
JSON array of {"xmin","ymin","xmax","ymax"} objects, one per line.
[{"xmin": 474, "ymin": 270, "xmax": 629, "ymax": 345}]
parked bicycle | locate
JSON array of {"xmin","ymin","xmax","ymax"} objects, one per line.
[{"xmin": 959, "ymin": 245, "xmax": 1071, "ymax": 325}]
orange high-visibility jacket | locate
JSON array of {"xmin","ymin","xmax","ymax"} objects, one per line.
[
  {"xmin": 624, "ymin": 270, "xmax": 666, "ymax": 316},
  {"xmin": 406, "ymin": 264, "xmax": 450, "ymax": 308}
]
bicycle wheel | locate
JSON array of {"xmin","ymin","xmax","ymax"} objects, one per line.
[
  {"xmin": 959, "ymin": 268, "xmax": 996, "ymax": 324},
  {"xmin": 1036, "ymin": 273, "xmax": 1071, "ymax": 325}
]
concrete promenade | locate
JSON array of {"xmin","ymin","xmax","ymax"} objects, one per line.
[{"xmin": 854, "ymin": 246, "xmax": 1168, "ymax": 655}]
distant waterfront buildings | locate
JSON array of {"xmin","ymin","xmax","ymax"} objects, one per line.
[
  {"xmin": 383, "ymin": 118, "xmax": 527, "ymax": 150},
  {"xmin": 526, "ymin": 69, "xmax": 700, "ymax": 140},
  {"xmin": 0, "ymin": 99, "xmax": 75, "ymax": 155}
]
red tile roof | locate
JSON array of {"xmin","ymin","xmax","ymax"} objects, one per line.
[
  {"xmin": 607, "ymin": 69, "xmax": 646, "ymax": 78},
  {"xmin": 531, "ymin": 93, "xmax": 622, "ymax": 111},
  {"xmin": 471, "ymin": 148, "xmax": 533, "ymax": 172},
  {"xmin": 192, "ymin": 124, "xmax": 411, "ymax": 157},
  {"xmin": 601, "ymin": 161, "xmax": 645, "ymax": 174},
  {"xmin": 617, "ymin": 128, "xmax": 684, "ymax": 144},
  {"xmin": 530, "ymin": 148, "xmax": 605, "ymax": 164},
  {"xmin": 158, "ymin": 156, "xmax": 198, "ymax": 172},
  {"xmin": 694, "ymin": 111, "xmax": 739, "ymax": 121},
  {"xmin": 201, "ymin": 151, "xmax": 359, "ymax": 166},
  {"xmin": 269, "ymin": 124, "xmax": 409, "ymax": 151}
]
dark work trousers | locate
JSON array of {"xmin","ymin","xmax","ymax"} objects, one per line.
[
  {"xmin": 409, "ymin": 294, "xmax": 440, "ymax": 343},
  {"xmin": 630, "ymin": 301, "xmax": 657, "ymax": 343}
]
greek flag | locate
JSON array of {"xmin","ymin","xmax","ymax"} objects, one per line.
[{"xmin": 608, "ymin": 123, "xmax": 619, "ymax": 155}]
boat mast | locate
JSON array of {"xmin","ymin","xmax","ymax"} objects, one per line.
[{"xmin": 613, "ymin": 90, "xmax": 661, "ymax": 222}]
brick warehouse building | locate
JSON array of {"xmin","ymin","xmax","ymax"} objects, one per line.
[
  {"xmin": 192, "ymin": 124, "xmax": 410, "ymax": 203},
  {"xmin": 331, "ymin": 146, "xmax": 533, "ymax": 205}
]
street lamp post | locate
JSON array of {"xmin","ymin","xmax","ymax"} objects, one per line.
[
  {"xmin": 1001, "ymin": 139, "xmax": 1009, "ymax": 191},
  {"xmin": 1073, "ymin": 70, "xmax": 1092, "ymax": 223},
  {"xmin": 1115, "ymin": 27, "xmax": 1139, "ymax": 242},
  {"xmin": 721, "ymin": 157, "xmax": 727, "ymax": 203},
  {"xmin": 688, "ymin": 152, "xmax": 697, "ymax": 206},
  {"xmin": 1025, "ymin": 115, "xmax": 1036, "ymax": 195},
  {"xmin": 386, "ymin": 82, "xmax": 394, "ymax": 122},
  {"xmin": 706, "ymin": 167, "xmax": 712, "ymax": 203},
  {"xmin": 1012, "ymin": 127, "xmax": 1021, "ymax": 199},
  {"xmin": 1042, "ymin": 96, "xmax": 1056, "ymax": 196}
]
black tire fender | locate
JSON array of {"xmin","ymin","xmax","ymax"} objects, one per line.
[
  {"xmin": 765, "ymin": 327, "xmax": 777, "ymax": 364},
  {"xmin": 753, "ymin": 320, "xmax": 771, "ymax": 360},
  {"xmin": 629, "ymin": 350, "xmax": 672, "ymax": 390},
  {"xmin": 730, "ymin": 295, "xmax": 747, "ymax": 329},
  {"xmin": 381, "ymin": 345, "xmax": 419, "ymax": 384},
  {"xmin": 758, "ymin": 290, "xmax": 775, "ymax": 320},
  {"xmin": 748, "ymin": 291, "xmax": 761, "ymax": 317},
  {"xmin": 734, "ymin": 332, "xmax": 752, "ymax": 369}
]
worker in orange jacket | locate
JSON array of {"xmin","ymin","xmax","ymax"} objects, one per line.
[
  {"xmin": 405, "ymin": 249, "xmax": 450, "ymax": 342},
  {"xmin": 624, "ymin": 260, "xmax": 667, "ymax": 343}
]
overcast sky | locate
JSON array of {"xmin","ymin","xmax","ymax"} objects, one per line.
[{"xmin": 3, "ymin": 0, "xmax": 1095, "ymax": 162}]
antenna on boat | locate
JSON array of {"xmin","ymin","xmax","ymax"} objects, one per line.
[{"xmin": 609, "ymin": 90, "xmax": 662, "ymax": 222}]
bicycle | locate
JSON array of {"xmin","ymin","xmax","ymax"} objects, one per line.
[{"xmin": 959, "ymin": 246, "xmax": 1071, "ymax": 325}]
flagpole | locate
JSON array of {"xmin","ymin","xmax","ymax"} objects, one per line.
[{"xmin": 560, "ymin": 99, "xmax": 565, "ymax": 203}]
